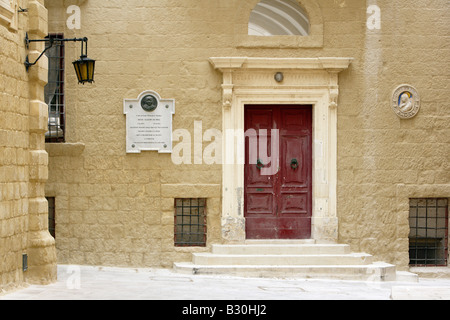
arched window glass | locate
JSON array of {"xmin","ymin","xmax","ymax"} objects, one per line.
[{"xmin": 248, "ymin": 0, "xmax": 310, "ymax": 36}]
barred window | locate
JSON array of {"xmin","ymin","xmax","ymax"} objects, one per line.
[
  {"xmin": 45, "ymin": 34, "xmax": 65, "ymax": 142},
  {"xmin": 409, "ymin": 198, "xmax": 448, "ymax": 267},
  {"xmin": 174, "ymin": 199, "xmax": 207, "ymax": 247},
  {"xmin": 47, "ymin": 197, "xmax": 56, "ymax": 238}
]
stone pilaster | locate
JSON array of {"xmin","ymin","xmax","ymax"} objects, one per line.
[{"xmin": 25, "ymin": 0, "xmax": 57, "ymax": 285}]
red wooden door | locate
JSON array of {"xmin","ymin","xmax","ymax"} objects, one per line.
[{"xmin": 244, "ymin": 105, "xmax": 312, "ymax": 239}]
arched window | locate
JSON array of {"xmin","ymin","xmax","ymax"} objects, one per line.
[{"xmin": 248, "ymin": 0, "xmax": 310, "ymax": 36}]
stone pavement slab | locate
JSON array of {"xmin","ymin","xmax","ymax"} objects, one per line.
[{"xmin": 1, "ymin": 265, "xmax": 450, "ymax": 300}]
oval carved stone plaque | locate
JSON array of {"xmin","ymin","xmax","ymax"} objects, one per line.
[{"xmin": 391, "ymin": 84, "xmax": 420, "ymax": 119}]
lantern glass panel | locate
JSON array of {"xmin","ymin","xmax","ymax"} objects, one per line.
[{"xmin": 73, "ymin": 57, "xmax": 95, "ymax": 84}]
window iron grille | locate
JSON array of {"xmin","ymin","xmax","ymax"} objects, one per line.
[
  {"xmin": 174, "ymin": 198, "xmax": 207, "ymax": 247},
  {"xmin": 409, "ymin": 198, "xmax": 448, "ymax": 267},
  {"xmin": 44, "ymin": 34, "xmax": 65, "ymax": 142}
]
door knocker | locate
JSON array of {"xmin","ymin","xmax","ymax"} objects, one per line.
[{"xmin": 290, "ymin": 158, "xmax": 299, "ymax": 170}]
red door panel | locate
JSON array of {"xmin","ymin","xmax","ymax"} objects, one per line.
[
  {"xmin": 245, "ymin": 105, "xmax": 312, "ymax": 239},
  {"xmin": 281, "ymin": 135, "xmax": 308, "ymax": 186},
  {"xmin": 246, "ymin": 193, "xmax": 274, "ymax": 215},
  {"xmin": 280, "ymin": 193, "xmax": 308, "ymax": 214}
]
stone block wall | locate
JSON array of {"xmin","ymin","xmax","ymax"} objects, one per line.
[
  {"xmin": 1, "ymin": 0, "xmax": 56, "ymax": 293},
  {"xmin": 0, "ymin": 15, "xmax": 30, "ymax": 290},
  {"xmin": 336, "ymin": 0, "xmax": 450, "ymax": 269},
  {"xmin": 43, "ymin": 0, "xmax": 449, "ymax": 271}
]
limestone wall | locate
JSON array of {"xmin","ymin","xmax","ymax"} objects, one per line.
[
  {"xmin": 44, "ymin": 0, "xmax": 449, "ymax": 270},
  {"xmin": 336, "ymin": 0, "xmax": 450, "ymax": 269},
  {"xmin": 0, "ymin": 0, "xmax": 29, "ymax": 292},
  {"xmin": 1, "ymin": 0, "xmax": 56, "ymax": 293}
]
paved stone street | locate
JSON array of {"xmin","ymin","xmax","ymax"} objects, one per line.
[{"xmin": 1, "ymin": 265, "xmax": 450, "ymax": 301}]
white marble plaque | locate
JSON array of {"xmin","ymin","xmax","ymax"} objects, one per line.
[{"xmin": 124, "ymin": 90, "xmax": 175, "ymax": 153}]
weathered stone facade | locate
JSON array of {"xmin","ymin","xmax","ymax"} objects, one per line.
[
  {"xmin": 1, "ymin": 0, "xmax": 449, "ymax": 291},
  {"xmin": 45, "ymin": 0, "xmax": 449, "ymax": 269},
  {"xmin": 1, "ymin": 0, "xmax": 56, "ymax": 293}
]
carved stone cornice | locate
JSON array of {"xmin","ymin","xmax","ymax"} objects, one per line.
[
  {"xmin": 0, "ymin": 0, "xmax": 15, "ymax": 28},
  {"xmin": 209, "ymin": 57, "xmax": 353, "ymax": 109},
  {"xmin": 210, "ymin": 57, "xmax": 353, "ymax": 72}
]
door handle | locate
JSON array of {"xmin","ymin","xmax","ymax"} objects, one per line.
[
  {"xmin": 256, "ymin": 159, "xmax": 264, "ymax": 170},
  {"xmin": 290, "ymin": 158, "xmax": 299, "ymax": 170}
]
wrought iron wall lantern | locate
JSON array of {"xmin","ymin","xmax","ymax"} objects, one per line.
[{"xmin": 24, "ymin": 33, "xmax": 96, "ymax": 84}]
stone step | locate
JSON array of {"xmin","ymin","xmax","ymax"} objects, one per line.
[
  {"xmin": 211, "ymin": 243, "xmax": 351, "ymax": 255},
  {"xmin": 173, "ymin": 262, "xmax": 397, "ymax": 282},
  {"xmin": 192, "ymin": 252, "xmax": 373, "ymax": 266},
  {"xmin": 172, "ymin": 241, "xmax": 413, "ymax": 282},
  {"xmin": 245, "ymin": 239, "xmax": 316, "ymax": 245}
]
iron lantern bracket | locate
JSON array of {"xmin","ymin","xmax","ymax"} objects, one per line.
[{"xmin": 24, "ymin": 33, "xmax": 89, "ymax": 71}]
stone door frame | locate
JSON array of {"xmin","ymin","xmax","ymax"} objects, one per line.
[{"xmin": 209, "ymin": 57, "xmax": 352, "ymax": 243}]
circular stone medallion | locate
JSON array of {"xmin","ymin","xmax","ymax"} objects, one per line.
[{"xmin": 391, "ymin": 85, "xmax": 420, "ymax": 119}]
